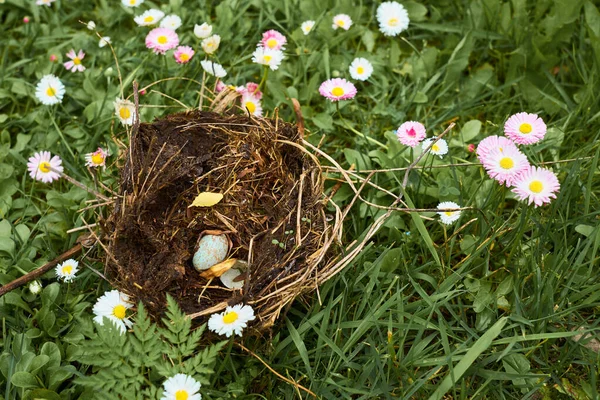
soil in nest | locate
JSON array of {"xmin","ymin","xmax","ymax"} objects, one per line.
[{"xmin": 104, "ymin": 110, "xmax": 333, "ymax": 328}]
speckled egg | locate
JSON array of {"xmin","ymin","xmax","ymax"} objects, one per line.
[{"xmin": 192, "ymin": 234, "xmax": 229, "ymax": 272}]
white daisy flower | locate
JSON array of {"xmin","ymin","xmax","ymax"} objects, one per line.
[
  {"xmin": 349, "ymin": 57, "xmax": 373, "ymax": 81},
  {"xmin": 208, "ymin": 304, "xmax": 255, "ymax": 337},
  {"xmin": 200, "ymin": 60, "xmax": 227, "ymax": 78},
  {"xmin": 251, "ymin": 46, "xmax": 284, "ymax": 70},
  {"xmin": 241, "ymin": 93, "xmax": 263, "ymax": 117},
  {"xmin": 301, "ymin": 20, "xmax": 315, "ymax": 35},
  {"xmin": 55, "ymin": 259, "xmax": 79, "ymax": 283},
  {"xmin": 160, "ymin": 374, "xmax": 201, "ymax": 400},
  {"xmin": 422, "ymin": 138, "xmax": 449, "ymax": 158},
  {"xmin": 159, "ymin": 14, "xmax": 182, "ymax": 30},
  {"xmin": 27, "ymin": 151, "xmax": 63, "ymax": 183},
  {"xmin": 113, "ymin": 97, "xmax": 136, "ymax": 125},
  {"xmin": 134, "ymin": 9, "xmax": 165, "ymax": 26},
  {"xmin": 86, "ymin": 21, "xmax": 96, "ymax": 30},
  {"xmin": 377, "ymin": 1, "xmax": 410, "ymax": 36},
  {"xmin": 194, "ymin": 22, "xmax": 212, "ymax": 39},
  {"xmin": 121, "ymin": 0, "xmax": 143, "ymax": 7},
  {"xmin": 29, "ymin": 281, "xmax": 42, "ymax": 294},
  {"xmin": 99, "ymin": 36, "xmax": 111, "ymax": 48},
  {"xmin": 437, "ymin": 201, "xmax": 461, "ymax": 225},
  {"xmin": 35, "ymin": 74, "xmax": 65, "ymax": 105},
  {"xmin": 201, "ymin": 34, "xmax": 221, "ymax": 55},
  {"xmin": 92, "ymin": 290, "xmax": 133, "ymax": 335},
  {"xmin": 332, "ymin": 14, "xmax": 352, "ymax": 30},
  {"xmin": 85, "ymin": 147, "xmax": 109, "ymax": 168}
]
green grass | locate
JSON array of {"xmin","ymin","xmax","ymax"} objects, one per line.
[{"xmin": 1, "ymin": 0, "xmax": 600, "ymax": 398}]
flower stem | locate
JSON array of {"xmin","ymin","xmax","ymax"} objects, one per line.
[
  {"xmin": 53, "ymin": 168, "xmax": 111, "ymax": 202},
  {"xmin": 258, "ymin": 66, "xmax": 269, "ymax": 95}
]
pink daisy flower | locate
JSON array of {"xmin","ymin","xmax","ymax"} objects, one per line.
[
  {"xmin": 242, "ymin": 82, "xmax": 262, "ymax": 99},
  {"xmin": 476, "ymin": 135, "xmax": 517, "ymax": 163},
  {"xmin": 481, "ymin": 146, "xmax": 530, "ymax": 186},
  {"xmin": 504, "ymin": 112, "xmax": 547, "ymax": 145},
  {"xmin": 85, "ymin": 147, "xmax": 109, "ymax": 168},
  {"xmin": 511, "ymin": 166, "xmax": 560, "ymax": 207},
  {"xmin": 319, "ymin": 78, "xmax": 357, "ymax": 102},
  {"xmin": 145, "ymin": 27, "xmax": 179, "ymax": 54},
  {"xmin": 173, "ymin": 46, "xmax": 194, "ymax": 64},
  {"xmin": 27, "ymin": 151, "xmax": 63, "ymax": 183},
  {"xmin": 261, "ymin": 30, "xmax": 287, "ymax": 50},
  {"xmin": 396, "ymin": 121, "xmax": 426, "ymax": 147},
  {"xmin": 64, "ymin": 49, "xmax": 86, "ymax": 73},
  {"xmin": 36, "ymin": 0, "xmax": 55, "ymax": 6}
]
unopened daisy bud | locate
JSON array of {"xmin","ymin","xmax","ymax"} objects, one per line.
[
  {"xmin": 332, "ymin": 14, "xmax": 352, "ymax": 30},
  {"xmin": 200, "ymin": 60, "xmax": 227, "ymax": 78},
  {"xmin": 437, "ymin": 201, "xmax": 461, "ymax": 225},
  {"xmin": 301, "ymin": 20, "xmax": 315, "ymax": 35},
  {"xmin": 23, "ymin": 16, "xmax": 30, "ymax": 23},
  {"xmin": 99, "ymin": 36, "xmax": 111, "ymax": 48},
  {"xmin": 104, "ymin": 67, "xmax": 114, "ymax": 77},
  {"xmin": 201, "ymin": 34, "xmax": 221, "ymax": 54},
  {"xmin": 55, "ymin": 259, "xmax": 79, "ymax": 282},
  {"xmin": 29, "ymin": 281, "xmax": 42, "ymax": 294},
  {"xmin": 467, "ymin": 143, "xmax": 476, "ymax": 153},
  {"xmin": 194, "ymin": 22, "xmax": 212, "ymax": 39},
  {"xmin": 86, "ymin": 20, "xmax": 96, "ymax": 30},
  {"xmin": 49, "ymin": 54, "xmax": 57, "ymax": 62}
]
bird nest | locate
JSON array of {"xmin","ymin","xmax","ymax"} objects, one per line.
[{"xmin": 102, "ymin": 109, "xmax": 341, "ymax": 329}]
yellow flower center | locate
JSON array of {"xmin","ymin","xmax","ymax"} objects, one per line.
[
  {"xmin": 113, "ymin": 304, "xmax": 126, "ymax": 319},
  {"xmin": 46, "ymin": 87, "xmax": 56, "ymax": 97},
  {"xmin": 144, "ymin": 16, "xmax": 154, "ymax": 23},
  {"xmin": 175, "ymin": 390, "xmax": 189, "ymax": 400},
  {"xmin": 266, "ymin": 38, "xmax": 278, "ymax": 49},
  {"xmin": 73, "ymin": 57, "xmax": 81, "ymax": 65},
  {"xmin": 529, "ymin": 180, "xmax": 543, "ymax": 193},
  {"xmin": 91, "ymin": 153, "xmax": 104, "ymax": 165},
  {"xmin": 357, "ymin": 66, "xmax": 364, "ymax": 74},
  {"xmin": 245, "ymin": 101, "xmax": 256, "ymax": 114},
  {"xmin": 519, "ymin": 123, "xmax": 532, "ymax": 134},
  {"xmin": 499, "ymin": 157, "xmax": 514, "ymax": 169},
  {"xmin": 263, "ymin": 55, "xmax": 272, "ymax": 63},
  {"xmin": 444, "ymin": 211, "xmax": 453, "ymax": 217},
  {"xmin": 39, "ymin": 161, "xmax": 51, "ymax": 173},
  {"xmin": 223, "ymin": 311, "xmax": 238, "ymax": 324},
  {"xmin": 337, "ymin": 19, "xmax": 345, "ymax": 27},
  {"xmin": 331, "ymin": 87, "xmax": 344, "ymax": 97},
  {"xmin": 179, "ymin": 53, "xmax": 190, "ymax": 61},
  {"xmin": 119, "ymin": 107, "xmax": 131, "ymax": 120},
  {"xmin": 432, "ymin": 144, "xmax": 440, "ymax": 152},
  {"xmin": 388, "ymin": 17, "xmax": 398, "ymax": 26},
  {"xmin": 61, "ymin": 265, "xmax": 73, "ymax": 275},
  {"xmin": 157, "ymin": 35, "xmax": 168, "ymax": 44},
  {"xmin": 129, "ymin": 0, "xmax": 136, "ymax": 4}
]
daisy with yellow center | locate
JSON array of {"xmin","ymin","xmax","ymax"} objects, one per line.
[
  {"xmin": 145, "ymin": 27, "xmax": 179, "ymax": 54},
  {"xmin": 332, "ymin": 14, "xmax": 352, "ymax": 30},
  {"xmin": 201, "ymin": 34, "xmax": 221, "ymax": 55},
  {"xmin": 194, "ymin": 22, "xmax": 212, "ymax": 39},
  {"xmin": 437, "ymin": 201, "xmax": 462, "ymax": 225},
  {"xmin": 251, "ymin": 46, "xmax": 284, "ymax": 70},
  {"xmin": 27, "ymin": 150, "xmax": 63, "ymax": 183},
  {"xmin": 261, "ymin": 29, "xmax": 287, "ymax": 50},
  {"xmin": 55, "ymin": 259, "xmax": 79, "ymax": 282},
  {"xmin": 511, "ymin": 166, "xmax": 560, "ymax": 207},
  {"xmin": 208, "ymin": 304, "xmax": 255, "ymax": 337},
  {"xmin": 174, "ymin": 46, "xmax": 195, "ymax": 64},
  {"xmin": 92, "ymin": 290, "xmax": 133, "ymax": 334},
  {"xmin": 480, "ymin": 146, "xmax": 529, "ymax": 186},
  {"xmin": 504, "ymin": 112, "xmax": 547, "ymax": 145},
  {"xmin": 121, "ymin": 0, "xmax": 143, "ymax": 7},
  {"xmin": 160, "ymin": 374, "xmax": 201, "ymax": 400},
  {"xmin": 422, "ymin": 138, "xmax": 449, "ymax": 158},
  {"xmin": 301, "ymin": 20, "xmax": 316, "ymax": 35},
  {"xmin": 240, "ymin": 93, "xmax": 263, "ymax": 117},
  {"xmin": 134, "ymin": 9, "xmax": 165, "ymax": 26},
  {"xmin": 319, "ymin": 78, "xmax": 357, "ymax": 101},
  {"xmin": 349, "ymin": 57, "xmax": 374, "ymax": 81},
  {"xmin": 377, "ymin": 2, "xmax": 410, "ymax": 36},
  {"xmin": 35, "ymin": 74, "xmax": 65, "ymax": 105},
  {"xmin": 113, "ymin": 97, "xmax": 136, "ymax": 125},
  {"xmin": 64, "ymin": 49, "xmax": 86, "ymax": 72},
  {"xmin": 85, "ymin": 147, "xmax": 109, "ymax": 168}
]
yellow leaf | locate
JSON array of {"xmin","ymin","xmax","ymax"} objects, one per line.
[
  {"xmin": 189, "ymin": 192, "xmax": 223, "ymax": 208},
  {"xmin": 200, "ymin": 258, "xmax": 237, "ymax": 279}
]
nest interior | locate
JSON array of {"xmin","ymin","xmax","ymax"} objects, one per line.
[{"xmin": 104, "ymin": 110, "xmax": 334, "ymax": 328}]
